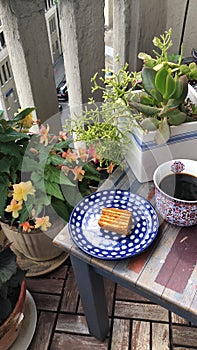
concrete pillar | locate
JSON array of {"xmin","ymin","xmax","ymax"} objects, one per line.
[
  {"xmin": 0, "ymin": 0, "xmax": 59, "ymax": 123},
  {"xmin": 104, "ymin": 0, "xmax": 113, "ymax": 29},
  {"xmin": 113, "ymin": 0, "xmax": 166, "ymax": 72},
  {"xmin": 59, "ymin": 0, "xmax": 105, "ymax": 110}
]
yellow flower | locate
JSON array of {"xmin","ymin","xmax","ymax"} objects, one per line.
[
  {"xmin": 35, "ymin": 216, "xmax": 52, "ymax": 231},
  {"xmin": 5, "ymin": 199, "xmax": 23, "ymax": 218},
  {"xmin": 15, "ymin": 108, "xmax": 34, "ymax": 129},
  {"xmin": 13, "ymin": 181, "xmax": 35, "ymax": 201}
]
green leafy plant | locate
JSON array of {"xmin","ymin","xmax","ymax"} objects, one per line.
[
  {"xmin": 0, "ymin": 244, "xmax": 26, "ymax": 325},
  {"xmin": 0, "ymin": 108, "xmax": 110, "ymax": 233},
  {"xmin": 66, "ymin": 102, "xmax": 129, "ymax": 167},
  {"xmin": 129, "ymin": 66, "xmax": 197, "ymax": 143},
  {"xmin": 138, "ymin": 28, "xmax": 197, "ymax": 81},
  {"xmin": 66, "ymin": 59, "xmax": 141, "ymax": 164},
  {"xmin": 88, "ymin": 29, "xmax": 197, "ymax": 145}
]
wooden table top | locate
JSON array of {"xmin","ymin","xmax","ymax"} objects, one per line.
[{"xmin": 54, "ymin": 163, "xmax": 197, "ymax": 324}]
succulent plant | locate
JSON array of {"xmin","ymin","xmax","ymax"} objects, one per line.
[
  {"xmin": 138, "ymin": 29, "xmax": 197, "ymax": 81},
  {"xmin": 76, "ymin": 29, "xmax": 197, "ymax": 146},
  {"xmin": 128, "ymin": 66, "xmax": 194, "ymax": 143}
]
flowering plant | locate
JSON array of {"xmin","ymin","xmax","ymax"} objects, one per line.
[{"xmin": 0, "ymin": 108, "xmax": 113, "ymax": 233}]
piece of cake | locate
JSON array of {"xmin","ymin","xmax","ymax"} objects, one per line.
[{"xmin": 98, "ymin": 207, "xmax": 132, "ymax": 235}]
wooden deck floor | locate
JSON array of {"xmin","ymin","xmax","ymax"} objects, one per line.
[{"xmin": 26, "ymin": 257, "xmax": 197, "ymax": 350}]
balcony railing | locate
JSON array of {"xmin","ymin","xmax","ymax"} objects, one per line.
[{"xmin": 0, "ymin": 0, "xmax": 196, "ymax": 124}]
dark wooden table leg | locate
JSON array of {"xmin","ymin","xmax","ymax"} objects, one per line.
[{"xmin": 70, "ymin": 255, "xmax": 109, "ymax": 341}]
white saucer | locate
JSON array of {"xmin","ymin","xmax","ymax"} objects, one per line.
[{"xmin": 10, "ymin": 291, "xmax": 37, "ymax": 350}]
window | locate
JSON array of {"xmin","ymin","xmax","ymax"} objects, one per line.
[
  {"xmin": 2, "ymin": 64, "xmax": 7, "ymax": 82},
  {"xmin": 0, "ymin": 32, "xmax": 5, "ymax": 49},
  {"xmin": 0, "ymin": 72, "xmax": 3, "ymax": 86},
  {"xmin": 6, "ymin": 62, "xmax": 11, "ymax": 79},
  {"xmin": 49, "ymin": 17, "xmax": 56, "ymax": 34}
]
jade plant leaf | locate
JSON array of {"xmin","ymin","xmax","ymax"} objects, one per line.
[
  {"xmin": 129, "ymin": 101, "xmax": 161, "ymax": 115},
  {"xmin": 163, "ymin": 73, "xmax": 176, "ymax": 99},
  {"xmin": 140, "ymin": 118, "xmax": 159, "ymax": 131},
  {"xmin": 155, "ymin": 67, "xmax": 168, "ymax": 95},
  {"xmin": 154, "ymin": 118, "xmax": 170, "ymax": 144},
  {"xmin": 166, "ymin": 110, "xmax": 186, "ymax": 125},
  {"xmin": 141, "ymin": 67, "xmax": 157, "ymax": 93}
]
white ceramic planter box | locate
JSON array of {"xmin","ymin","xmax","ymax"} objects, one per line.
[{"xmin": 126, "ymin": 85, "xmax": 197, "ymax": 183}]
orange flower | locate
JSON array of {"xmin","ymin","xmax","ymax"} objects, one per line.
[
  {"xmin": 59, "ymin": 131, "xmax": 68, "ymax": 140},
  {"xmin": 39, "ymin": 124, "xmax": 50, "ymax": 146},
  {"xmin": 79, "ymin": 148, "xmax": 88, "ymax": 162},
  {"xmin": 20, "ymin": 221, "xmax": 34, "ymax": 232},
  {"xmin": 72, "ymin": 166, "xmax": 85, "ymax": 181},
  {"xmin": 62, "ymin": 152, "xmax": 67, "ymax": 158},
  {"xmin": 13, "ymin": 181, "xmax": 35, "ymax": 201},
  {"xmin": 88, "ymin": 144, "xmax": 99, "ymax": 163},
  {"xmin": 35, "ymin": 216, "xmax": 51, "ymax": 231},
  {"xmin": 66, "ymin": 149, "xmax": 78, "ymax": 162},
  {"xmin": 29, "ymin": 147, "xmax": 39, "ymax": 155},
  {"xmin": 107, "ymin": 162, "xmax": 114, "ymax": 174},
  {"xmin": 61, "ymin": 165, "xmax": 71, "ymax": 175},
  {"xmin": 5, "ymin": 199, "xmax": 23, "ymax": 218}
]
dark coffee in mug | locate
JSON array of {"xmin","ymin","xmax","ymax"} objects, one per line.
[{"xmin": 159, "ymin": 173, "xmax": 197, "ymax": 201}]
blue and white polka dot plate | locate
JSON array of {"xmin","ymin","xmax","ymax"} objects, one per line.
[{"xmin": 68, "ymin": 190, "xmax": 159, "ymax": 260}]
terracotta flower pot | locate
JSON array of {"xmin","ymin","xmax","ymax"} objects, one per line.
[
  {"xmin": 0, "ymin": 222, "xmax": 63, "ymax": 261},
  {"xmin": 0, "ymin": 280, "xmax": 26, "ymax": 350}
]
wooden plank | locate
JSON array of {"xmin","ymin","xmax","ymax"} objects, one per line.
[
  {"xmin": 60, "ymin": 267, "xmax": 79, "ymax": 313},
  {"xmin": 189, "ymin": 290, "xmax": 197, "ymax": 319},
  {"xmin": 32, "ymin": 293, "xmax": 60, "ymax": 312},
  {"xmin": 135, "ymin": 225, "xmax": 181, "ymax": 297},
  {"xmin": 78, "ymin": 277, "xmax": 115, "ymax": 316},
  {"xmin": 160, "ymin": 265, "xmax": 197, "ymax": 322},
  {"xmin": 50, "ymin": 333, "xmax": 109, "ymax": 350},
  {"xmin": 116, "ymin": 285, "xmax": 149, "ymax": 302},
  {"xmin": 26, "ymin": 278, "xmax": 64, "ymax": 294},
  {"xmin": 172, "ymin": 325, "xmax": 197, "ymax": 347},
  {"xmin": 114, "ymin": 301, "xmax": 169, "ymax": 322},
  {"xmin": 46, "ymin": 263, "xmax": 69, "ymax": 279},
  {"xmin": 32, "ymin": 292, "xmax": 60, "ymax": 311},
  {"xmin": 53, "ymin": 224, "xmax": 74, "ymax": 252},
  {"xmin": 155, "ymin": 226, "xmax": 197, "ymax": 293},
  {"xmin": 152, "ymin": 323, "xmax": 170, "ymax": 350},
  {"xmin": 111, "ymin": 318, "xmax": 130, "ymax": 350},
  {"xmin": 171, "ymin": 313, "xmax": 189, "ymax": 325},
  {"xmin": 131, "ymin": 320, "xmax": 150, "ymax": 350},
  {"xmin": 56, "ymin": 314, "xmax": 89, "ymax": 334},
  {"xmin": 114, "ymin": 224, "xmax": 179, "ymax": 302},
  {"xmin": 29, "ymin": 311, "xmax": 56, "ymax": 350}
]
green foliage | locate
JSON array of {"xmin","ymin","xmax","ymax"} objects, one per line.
[
  {"xmin": 129, "ymin": 66, "xmax": 191, "ymax": 143},
  {"xmin": 0, "ymin": 108, "xmax": 32, "ymax": 220},
  {"xmin": 0, "ymin": 107, "xmax": 110, "ymax": 232},
  {"xmin": 138, "ymin": 28, "xmax": 197, "ymax": 81},
  {"xmin": 84, "ymin": 29, "xmax": 197, "ymax": 146},
  {"xmin": 0, "ymin": 245, "xmax": 26, "ymax": 324}
]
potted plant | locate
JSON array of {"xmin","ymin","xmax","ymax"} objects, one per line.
[
  {"xmin": 0, "ymin": 244, "xmax": 26, "ymax": 350},
  {"xmin": 87, "ymin": 29, "xmax": 197, "ymax": 182},
  {"xmin": 0, "ymin": 108, "xmax": 110, "ymax": 260}
]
